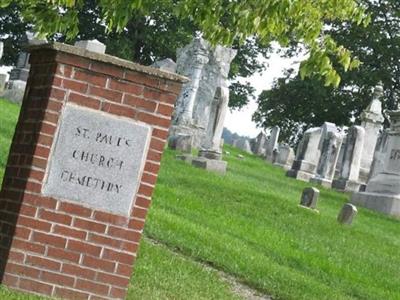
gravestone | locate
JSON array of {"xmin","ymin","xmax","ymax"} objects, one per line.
[
  {"xmin": 0, "ymin": 73, "xmax": 6, "ymax": 92},
  {"xmin": 335, "ymin": 135, "xmax": 347, "ymax": 178},
  {"xmin": 0, "ymin": 42, "xmax": 186, "ymax": 300},
  {"xmin": 300, "ymin": 187, "xmax": 319, "ymax": 209},
  {"xmin": 168, "ymin": 133, "xmax": 193, "ymax": 153},
  {"xmin": 359, "ymin": 85, "xmax": 384, "ymax": 183},
  {"xmin": 152, "ymin": 58, "xmax": 177, "ymax": 73},
  {"xmin": 0, "ymin": 41, "xmax": 3, "ymax": 59},
  {"xmin": 367, "ymin": 130, "xmax": 389, "ymax": 182},
  {"xmin": 251, "ymin": 131, "xmax": 268, "ymax": 156},
  {"xmin": 286, "ymin": 127, "xmax": 322, "ymax": 182},
  {"xmin": 274, "ymin": 144, "xmax": 295, "ymax": 170},
  {"xmin": 351, "ymin": 107, "xmax": 400, "ymax": 217},
  {"xmin": 265, "ymin": 126, "xmax": 280, "ymax": 162},
  {"xmin": 332, "ymin": 126, "xmax": 365, "ymax": 191},
  {"xmin": 310, "ymin": 123, "xmax": 343, "ymax": 187},
  {"xmin": 1, "ymin": 32, "xmax": 47, "ymax": 103},
  {"xmin": 74, "ymin": 39, "xmax": 106, "ymax": 54},
  {"xmin": 337, "ymin": 203, "xmax": 358, "ymax": 225}
]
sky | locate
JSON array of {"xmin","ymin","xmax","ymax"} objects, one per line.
[{"xmin": 224, "ymin": 49, "xmax": 303, "ymax": 138}]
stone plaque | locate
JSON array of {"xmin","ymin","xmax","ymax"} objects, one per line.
[{"xmin": 42, "ymin": 103, "xmax": 151, "ymax": 215}]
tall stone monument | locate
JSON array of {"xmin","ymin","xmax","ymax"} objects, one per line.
[
  {"xmin": 286, "ymin": 127, "xmax": 322, "ymax": 182},
  {"xmin": 0, "ymin": 42, "xmax": 186, "ymax": 300},
  {"xmin": 1, "ymin": 32, "xmax": 47, "ymax": 103},
  {"xmin": 265, "ymin": 126, "xmax": 280, "ymax": 162},
  {"xmin": 367, "ymin": 130, "xmax": 389, "ymax": 182},
  {"xmin": 332, "ymin": 126, "xmax": 365, "ymax": 191},
  {"xmin": 351, "ymin": 106, "xmax": 400, "ymax": 217},
  {"xmin": 359, "ymin": 85, "xmax": 384, "ymax": 182}
]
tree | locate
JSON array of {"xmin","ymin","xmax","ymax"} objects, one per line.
[
  {"xmin": 253, "ymin": 0, "xmax": 400, "ymax": 145},
  {"xmin": 1, "ymin": 0, "xmax": 368, "ymax": 87}
]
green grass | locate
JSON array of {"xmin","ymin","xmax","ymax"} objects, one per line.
[{"xmin": 1, "ymin": 98, "xmax": 400, "ymax": 299}]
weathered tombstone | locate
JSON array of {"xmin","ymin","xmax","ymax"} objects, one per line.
[
  {"xmin": 335, "ymin": 135, "xmax": 347, "ymax": 178},
  {"xmin": 168, "ymin": 133, "xmax": 193, "ymax": 153},
  {"xmin": 251, "ymin": 131, "xmax": 268, "ymax": 156},
  {"xmin": 300, "ymin": 187, "xmax": 319, "ymax": 209},
  {"xmin": 337, "ymin": 203, "xmax": 358, "ymax": 225},
  {"xmin": 0, "ymin": 73, "xmax": 6, "ymax": 92},
  {"xmin": 1, "ymin": 32, "xmax": 47, "ymax": 103},
  {"xmin": 232, "ymin": 138, "xmax": 252, "ymax": 153},
  {"xmin": 310, "ymin": 123, "xmax": 343, "ymax": 187},
  {"xmin": 74, "ymin": 39, "xmax": 106, "ymax": 54},
  {"xmin": 286, "ymin": 127, "xmax": 322, "ymax": 182},
  {"xmin": 359, "ymin": 85, "xmax": 384, "ymax": 183},
  {"xmin": 0, "ymin": 42, "xmax": 186, "ymax": 299},
  {"xmin": 367, "ymin": 130, "xmax": 389, "ymax": 182},
  {"xmin": 274, "ymin": 144, "xmax": 295, "ymax": 170},
  {"xmin": 332, "ymin": 126, "xmax": 365, "ymax": 191},
  {"xmin": 151, "ymin": 58, "xmax": 177, "ymax": 73},
  {"xmin": 351, "ymin": 107, "xmax": 400, "ymax": 217},
  {"xmin": 265, "ymin": 126, "xmax": 280, "ymax": 162}
]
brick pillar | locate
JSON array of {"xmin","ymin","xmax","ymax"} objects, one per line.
[{"xmin": 0, "ymin": 43, "xmax": 186, "ymax": 299}]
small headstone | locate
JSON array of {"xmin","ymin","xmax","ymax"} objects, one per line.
[
  {"xmin": 337, "ymin": 203, "xmax": 358, "ymax": 225},
  {"xmin": 168, "ymin": 134, "xmax": 193, "ymax": 153},
  {"xmin": 224, "ymin": 151, "xmax": 230, "ymax": 155},
  {"xmin": 237, "ymin": 154, "xmax": 244, "ymax": 159},
  {"xmin": 74, "ymin": 39, "xmax": 106, "ymax": 54},
  {"xmin": 152, "ymin": 58, "xmax": 177, "ymax": 73},
  {"xmin": 300, "ymin": 187, "xmax": 319, "ymax": 209}
]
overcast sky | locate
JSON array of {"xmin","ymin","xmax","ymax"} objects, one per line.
[{"xmin": 225, "ymin": 49, "xmax": 303, "ymax": 138}]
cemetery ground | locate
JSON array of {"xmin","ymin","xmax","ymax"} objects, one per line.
[{"xmin": 0, "ymin": 99, "xmax": 399, "ymax": 300}]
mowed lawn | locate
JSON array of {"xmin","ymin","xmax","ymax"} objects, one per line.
[{"xmin": 1, "ymin": 98, "xmax": 400, "ymax": 299}]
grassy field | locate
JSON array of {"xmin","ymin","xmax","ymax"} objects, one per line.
[{"xmin": 1, "ymin": 98, "xmax": 400, "ymax": 299}]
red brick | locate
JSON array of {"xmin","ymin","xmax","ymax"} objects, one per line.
[
  {"xmin": 22, "ymin": 193, "xmax": 57, "ymax": 209},
  {"xmin": 8, "ymin": 250, "xmax": 25, "ymax": 263},
  {"xmin": 19, "ymin": 204, "xmax": 37, "ymax": 217},
  {"xmin": 67, "ymin": 240, "xmax": 102, "ymax": 257},
  {"xmin": 107, "ymin": 103, "xmax": 136, "ymax": 118},
  {"xmin": 128, "ymin": 219, "xmax": 145, "ymax": 231},
  {"xmin": 5, "ymin": 262, "xmax": 41, "ymax": 278},
  {"xmin": 102, "ymin": 248, "xmax": 135, "ymax": 265},
  {"xmin": 132, "ymin": 207, "xmax": 148, "ymax": 220},
  {"xmin": 93, "ymin": 211, "xmax": 128, "ymax": 226},
  {"xmin": 144, "ymin": 161, "xmax": 160, "ymax": 174},
  {"xmin": 157, "ymin": 103, "xmax": 174, "ymax": 116},
  {"xmin": 107, "ymin": 226, "xmax": 140, "ymax": 241},
  {"xmin": 56, "ymin": 52, "xmax": 90, "ymax": 69},
  {"xmin": 18, "ymin": 215, "xmax": 52, "ymax": 232},
  {"xmin": 11, "ymin": 239, "xmax": 46, "ymax": 254},
  {"xmin": 53, "ymin": 224, "xmax": 87, "ymax": 240},
  {"xmin": 25, "ymin": 181, "xmax": 42, "ymax": 193},
  {"xmin": 32, "ymin": 231, "xmax": 67, "ymax": 248},
  {"xmin": 43, "ymin": 112, "xmax": 59, "ymax": 125},
  {"xmin": 74, "ymin": 69, "xmax": 107, "ymax": 87},
  {"xmin": 48, "ymin": 247, "xmax": 80, "ymax": 263},
  {"xmin": 47, "ymin": 99, "xmax": 63, "ymax": 111},
  {"xmin": 41, "ymin": 270, "xmax": 75, "ymax": 287},
  {"xmin": 62, "ymin": 263, "xmax": 96, "ymax": 280},
  {"xmin": 159, "ymin": 92, "xmax": 178, "ymax": 104},
  {"xmin": 137, "ymin": 111, "xmax": 170, "ymax": 128},
  {"xmin": 135, "ymin": 196, "xmax": 151, "ymax": 208},
  {"xmin": 63, "ymin": 78, "xmax": 88, "ymax": 93},
  {"xmin": 150, "ymin": 137, "xmax": 166, "ymax": 152},
  {"xmin": 56, "ymin": 64, "xmax": 72, "ymax": 78},
  {"xmin": 146, "ymin": 150, "xmax": 162, "ymax": 162},
  {"xmin": 19, "ymin": 278, "xmax": 53, "ymax": 295},
  {"xmin": 54, "ymin": 287, "xmax": 90, "ymax": 300},
  {"xmin": 124, "ymin": 71, "xmax": 160, "ymax": 88},
  {"xmin": 141, "ymin": 172, "xmax": 157, "ymax": 185},
  {"xmin": 31, "ymin": 157, "xmax": 47, "ymax": 169},
  {"xmin": 138, "ymin": 184, "xmax": 154, "ymax": 197},
  {"xmin": 109, "ymin": 79, "xmax": 143, "ymax": 95},
  {"xmin": 143, "ymin": 87, "xmax": 161, "ymax": 101},
  {"xmin": 116, "ymin": 263, "xmax": 133, "ymax": 277},
  {"xmin": 123, "ymin": 94, "xmax": 156, "ymax": 112},
  {"xmin": 40, "ymin": 209, "xmax": 72, "ymax": 226},
  {"xmin": 152, "ymin": 128, "xmax": 169, "ymax": 140},
  {"xmin": 82, "ymin": 255, "xmax": 115, "ymax": 273},
  {"xmin": 110, "ymin": 286, "xmax": 128, "ymax": 299},
  {"xmin": 59, "ymin": 202, "xmax": 92, "ymax": 218},
  {"xmin": 97, "ymin": 272, "xmax": 130, "ymax": 287},
  {"xmin": 26, "ymin": 255, "xmax": 61, "ymax": 271},
  {"xmin": 69, "ymin": 92, "xmax": 101, "ymax": 110},
  {"xmin": 121, "ymin": 241, "xmax": 139, "ymax": 253},
  {"xmin": 33, "ymin": 145, "xmax": 50, "ymax": 159},
  {"xmin": 73, "ymin": 218, "xmax": 106, "ymax": 233},
  {"xmin": 2, "ymin": 274, "xmax": 19, "ymax": 287},
  {"xmin": 14, "ymin": 226, "xmax": 31, "ymax": 240},
  {"xmin": 49, "ymin": 87, "xmax": 66, "ymax": 101},
  {"xmin": 91, "ymin": 61, "xmax": 124, "ymax": 78},
  {"xmin": 76, "ymin": 279, "xmax": 110, "ymax": 296},
  {"xmin": 160, "ymin": 80, "xmax": 182, "ymax": 94},
  {"xmin": 90, "ymin": 86, "xmax": 122, "ymax": 103},
  {"xmin": 88, "ymin": 233, "xmax": 122, "ymax": 249}
]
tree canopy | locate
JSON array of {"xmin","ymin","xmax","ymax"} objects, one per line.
[
  {"xmin": 253, "ymin": 0, "xmax": 399, "ymax": 145},
  {"xmin": 1, "ymin": 0, "xmax": 368, "ymax": 87}
]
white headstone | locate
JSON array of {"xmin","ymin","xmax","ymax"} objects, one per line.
[
  {"xmin": 151, "ymin": 58, "xmax": 177, "ymax": 73},
  {"xmin": 74, "ymin": 39, "xmax": 106, "ymax": 54},
  {"xmin": 265, "ymin": 126, "xmax": 280, "ymax": 162}
]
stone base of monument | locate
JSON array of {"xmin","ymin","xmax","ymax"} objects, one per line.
[
  {"xmin": 198, "ymin": 149, "xmax": 222, "ymax": 160},
  {"xmin": 169, "ymin": 124, "xmax": 204, "ymax": 149},
  {"xmin": 191, "ymin": 157, "xmax": 227, "ymax": 174},
  {"xmin": 176, "ymin": 154, "xmax": 193, "ymax": 164},
  {"xmin": 274, "ymin": 162, "xmax": 292, "ymax": 171},
  {"xmin": 332, "ymin": 179, "xmax": 362, "ymax": 192},
  {"xmin": 309, "ymin": 177, "xmax": 332, "ymax": 188},
  {"xmin": 351, "ymin": 192, "xmax": 400, "ymax": 217},
  {"xmin": 286, "ymin": 169, "xmax": 314, "ymax": 182},
  {"xmin": 168, "ymin": 133, "xmax": 193, "ymax": 153}
]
